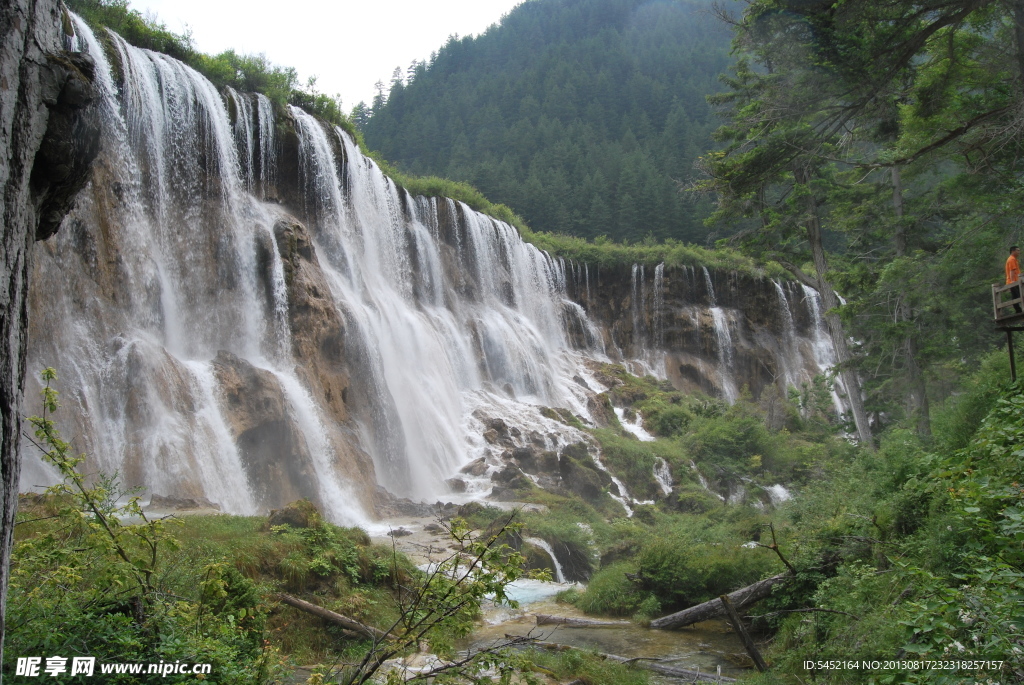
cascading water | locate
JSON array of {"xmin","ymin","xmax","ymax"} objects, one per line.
[
  {"xmin": 28, "ymin": 17, "xmax": 854, "ymax": 529},
  {"xmin": 25, "ymin": 17, "xmax": 610, "ymax": 522},
  {"xmin": 613, "ymin": 407, "xmax": 655, "ymax": 442},
  {"xmin": 524, "ymin": 538, "xmax": 567, "ymax": 584},
  {"xmin": 772, "ymin": 280, "xmax": 797, "ymax": 388},
  {"xmin": 653, "ymin": 458, "xmax": 673, "ymax": 496},
  {"xmin": 653, "ymin": 262, "xmax": 665, "ymax": 347},
  {"xmin": 702, "ymin": 266, "xmax": 717, "ymax": 307},
  {"xmin": 800, "ymin": 284, "xmax": 850, "ymax": 416}
]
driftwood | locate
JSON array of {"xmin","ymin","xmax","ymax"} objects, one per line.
[
  {"xmin": 650, "ymin": 573, "xmax": 790, "ymax": 630},
  {"xmin": 519, "ymin": 639, "xmax": 736, "ymax": 682},
  {"xmin": 535, "ymin": 614, "xmax": 631, "ymax": 627},
  {"xmin": 276, "ymin": 593, "xmax": 388, "ymax": 640}
]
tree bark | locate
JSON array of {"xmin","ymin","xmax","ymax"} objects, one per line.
[
  {"xmin": 649, "ymin": 572, "xmax": 790, "ymax": 630},
  {"xmin": 523, "ymin": 640, "xmax": 737, "ymax": 682},
  {"xmin": 535, "ymin": 614, "xmax": 631, "ymax": 627},
  {"xmin": 1013, "ymin": 0, "xmax": 1024, "ymax": 93},
  {"xmin": 0, "ymin": 1, "xmax": 99, "ymax": 676},
  {"xmin": 794, "ymin": 165, "xmax": 874, "ymax": 449},
  {"xmin": 891, "ymin": 165, "xmax": 931, "ymax": 436},
  {"xmin": 276, "ymin": 593, "xmax": 389, "ymax": 640},
  {"xmin": 719, "ymin": 595, "xmax": 767, "ymax": 672}
]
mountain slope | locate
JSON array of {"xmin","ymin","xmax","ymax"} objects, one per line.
[{"xmin": 361, "ymin": 0, "xmax": 732, "ymax": 243}]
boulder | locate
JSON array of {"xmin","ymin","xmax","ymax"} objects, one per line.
[
  {"xmin": 558, "ymin": 456, "xmax": 604, "ymax": 503},
  {"xmin": 445, "ymin": 477, "xmax": 467, "ymax": 493},
  {"xmin": 268, "ymin": 499, "xmax": 320, "ymax": 528},
  {"xmin": 460, "ymin": 458, "xmax": 488, "ymax": 476}
]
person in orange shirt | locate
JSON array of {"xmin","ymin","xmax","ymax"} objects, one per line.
[{"xmin": 1007, "ymin": 246, "xmax": 1021, "ymax": 313}]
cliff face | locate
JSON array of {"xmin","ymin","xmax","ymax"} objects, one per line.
[
  {"xmin": 1, "ymin": 0, "xmax": 100, "ymax": 666},
  {"xmin": 565, "ymin": 262, "xmax": 833, "ymax": 402},
  {"xmin": 22, "ymin": 16, "xmax": 838, "ymax": 526}
]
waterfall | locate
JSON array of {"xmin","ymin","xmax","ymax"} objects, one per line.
[
  {"xmin": 690, "ymin": 460, "xmax": 725, "ymax": 501},
  {"xmin": 709, "ymin": 308, "xmax": 738, "ymax": 403},
  {"xmin": 772, "ymin": 280, "xmax": 797, "ymax": 388},
  {"xmin": 25, "ymin": 16, "xmax": 609, "ymax": 522},
  {"xmin": 524, "ymin": 537, "xmax": 567, "ymax": 584},
  {"xmin": 800, "ymin": 284, "xmax": 850, "ymax": 417},
  {"xmin": 613, "ymin": 407, "xmax": 655, "ymax": 442},
  {"xmin": 631, "ymin": 264, "xmax": 646, "ymax": 348},
  {"xmin": 702, "ymin": 266, "xmax": 717, "ymax": 306},
  {"xmin": 653, "ymin": 458, "xmax": 673, "ymax": 496},
  {"xmin": 653, "ymin": 262, "xmax": 665, "ymax": 347}
]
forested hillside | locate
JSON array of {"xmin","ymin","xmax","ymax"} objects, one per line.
[{"xmin": 361, "ymin": 0, "xmax": 732, "ymax": 243}]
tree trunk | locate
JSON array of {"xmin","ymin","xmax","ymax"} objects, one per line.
[
  {"xmin": 0, "ymin": 1, "xmax": 99, "ymax": 676},
  {"xmin": 535, "ymin": 614, "xmax": 631, "ymax": 627},
  {"xmin": 1013, "ymin": 0, "xmax": 1024, "ymax": 93},
  {"xmin": 649, "ymin": 572, "xmax": 790, "ymax": 630},
  {"xmin": 276, "ymin": 593, "xmax": 388, "ymax": 640},
  {"xmin": 523, "ymin": 641, "xmax": 738, "ymax": 682},
  {"xmin": 891, "ymin": 166, "xmax": 931, "ymax": 436},
  {"xmin": 794, "ymin": 165, "xmax": 874, "ymax": 449}
]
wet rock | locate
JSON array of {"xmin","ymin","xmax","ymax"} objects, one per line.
[
  {"xmin": 558, "ymin": 456, "xmax": 604, "ymax": 503},
  {"xmin": 529, "ymin": 431, "xmax": 546, "ymax": 448},
  {"xmin": 539, "ymin": 451, "xmax": 560, "ymax": 472},
  {"xmin": 512, "ymin": 446, "xmax": 537, "ymax": 473},
  {"xmin": 456, "ymin": 501, "xmax": 485, "ymax": 518},
  {"xmin": 485, "ymin": 417, "xmax": 509, "ymax": 434},
  {"xmin": 373, "ymin": 487, "xmax": 436, "ymax": 517},
  {"xmin": 487, "ymin": 486, "xmax": 520, "ymax": 501},
  {"xmin": 460, "ymin": 458, "xmax": 488, "ymax": 476},
  {"xmin": 388, "ymin": 528, "xmax": 413, "ymax": 538},
  {"xmin": 490, "ymin": 465, "xmax": 520, "ymax": 484},
  {"xmin": 561, "ymin": 442, "xmax": 590, "ymax": 461},
  {"xmin": 554, "ymin": 539, "xmax": 595, "ymax": 582},
  {"xmin": 445, "ymin": 477, "xmax": 467, "ymax": 493},
  {"xmin": 424, "ymin": 522, "xmax": 445, "ymax": 534},
  {"xmin": 483, "ymin": 429, "xmax": 500, "ymax": 445},
  {"xmin": 523, "ymin": 544, "xmax": 556, "ymax": 576},
  {"xmin": 33, "ymin": 52, "xmax": 101, "ymax": 241},
  {"xmin": 587, "ymin": 393, "xmax": 616, "ymax": 428},
  {"xmin": 212, "ymin": 350, "xmax": 319, "ymax": 510}
]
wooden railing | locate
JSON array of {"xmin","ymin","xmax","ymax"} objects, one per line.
[{"xmin": 993, "ymin": 277, "xmax": 1024, "ymax": 322}]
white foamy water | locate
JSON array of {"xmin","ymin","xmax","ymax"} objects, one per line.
[
  {"xmin": 524, "ymin": 537, "xmax": 567, "ymax": 584},
  {"xmin": 613, "ymin": 407, "xmax": 656, "ymax": 442}
]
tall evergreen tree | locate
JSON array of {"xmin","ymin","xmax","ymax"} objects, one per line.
[{"xmin": 361, "ymin": 0, "xmax": 733, "ymax": 243}]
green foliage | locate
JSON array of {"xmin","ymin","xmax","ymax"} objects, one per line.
[
  {"xmin": 527, "ymin": 647, "xmax": 650, "ymax": 685},
  {"xmin": 569, "ymin": 561, "xmax": 653, "ymax": 619},
  {"xmin": 738, "ymin": 364, "xmax": 1024, "ymax": 682},
  {"xmin": 317, "ymin": 514, "xmax": 546, "ymax": 684},
  {"xmin": 362, "ymin": 0, "xmax": 733, "ymax": 244},
  {"xmin": 7, "ymin": 370, "xmax": 280, "ymax": 683}
]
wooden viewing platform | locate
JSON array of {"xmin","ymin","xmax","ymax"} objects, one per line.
[
  {"xmin": 992, "ymin": 278, "xmax": 1024, "ymax": 380},
  {"xmin": 993, "ymin": 278, "xmax": 1024, "ymax": 325}
]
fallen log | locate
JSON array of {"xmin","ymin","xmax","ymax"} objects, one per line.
[
  {"xmin": 276, "ymin": 593, "xmax": 388, "ymax": 640},
  {"xmin": 517, "ymin": 639, "xmax": 736, "ymax": 682},
  {"xmin": 603, "ymin": 652, "xmax": 737, "ymax": 682},
  {"xmin": 719, "ymin": 595, "xmax": 767, "ymax": 672},
  {"xmin": 650, "ymin": 573, "xmax": 790, "ymax": 630},
  {"xmin": 535, "ymin": 614, "xmax": 631, "ymax": 627}
]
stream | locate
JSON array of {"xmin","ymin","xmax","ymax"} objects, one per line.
[{"xmin": 370, "ymin": 516, "xmax": 750, "ymax": 681}]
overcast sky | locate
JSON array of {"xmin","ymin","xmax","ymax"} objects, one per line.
[{"xmin": 129, "ymin": 0, "xmax": 525, "ymax": 111}]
